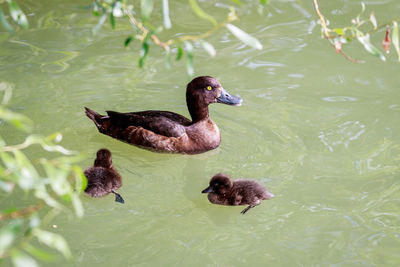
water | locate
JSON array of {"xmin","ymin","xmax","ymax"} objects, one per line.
[{"xmin": 1, "ymin": 0, "xmax": 400, "ymax": 266}]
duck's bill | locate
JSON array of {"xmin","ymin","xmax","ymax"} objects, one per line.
[
  {"xmin": 216, "ymin": 88, "xmax": 243, "ymax": 106},
  {"xmin": 201, "ymin": 186, "xmax": 213, "ymax": 193}
]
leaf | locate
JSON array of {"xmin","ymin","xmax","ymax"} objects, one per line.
[
  {"xmin": 333, "ymin": 28, "xmax": 345, "ymax": 36},
  {"xmin": 0, "ymin": 180, "xmax": 14, "ymax": 192},
  {"xmin": 369, "ymin": 12, "xmax": 377, "ymax": 29},
  {"xmin": 260, "ymin": 0, "xmax": 268, "ymax": 4},
  {"xmin": 162, "ymin": 0, "xmax": 171, "ymax": 29},
  {"xmin": 176, "ymin": 45, "xmax": 183, "ymax": 61},
  {"xmin": 72, "ymin": 165, "xmax": 87, "ymax": 193},
  {"xmin": 11, "ymin": 250, "xmax": 38, "ymax": 267},
  {"xmin": 0, "ymin": 107, "xmax": 33, "ymax": 132},
  {"xmin": 109, "ymin": 12, "xmax": 115, "ymax": 29},
  {"xmin": 124, "ymin": 36, "xmax": 133, "ymax": 47},
  {"xmin": 356, "ymin": 32, "xmax": 386, "ymax": 61},
  {"xmin": 139, "ymin": 40, "xmax": 149, "ymax": 68},
  {"xmin": 141, "ymin": 0, "xmax": 154, "ymax": 23},
  {"xmin": 226, "ymin": 23, "xmax": 263, "ymax": 50},
  {"xmin": 184, "ymin": 41, "xmax": 194, "ymax": 76},
  {"xmin": 165, "ymin": 48, "xmax": 171, "ymax": 69},
  {"xmin": 0, "ymin": 220, "xmax": 23, "ymax": 255},
  {"xmin": 92, "ymin": 13, "xmax": 106, "ymax": 35},
  {"xmin": 200, "ymin": 40, "xmax": 216, "ymax": 57},
  {"xmin": 23, "ymin": 244, "xmax": 56, "ymax": 262},
  {"xmin": 13, "ymin": 150, "xmax": 39, "ymax": 190},
  {"xmin": 392, "ymin": 21, "xmax": 400, "ymax": 61},
  {"xmin": 189, "ymin": 0, "xmax": 217, "ymax": 26},
  {"xmin": 8, "ymin": 0, "xmax": 29, "ymax": 29},
  {"xmin": 32, "ymin": 229, "xmax": 71, "ymax": 259},
  {"xmin": 71, "ymin": 193, "xmax": 84, "ymax": 218},
  {"xmin": 0, "ymin": 8, "xmax": 15, "ymax": 34}
]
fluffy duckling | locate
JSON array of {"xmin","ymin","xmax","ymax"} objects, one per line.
[
  {"xmin": 202, "ymin": 173, "xmax": 273, "ymax": 214},
  {"xmin": 84, "ymin": 149, "xmax": 124, "ymax": 204}
]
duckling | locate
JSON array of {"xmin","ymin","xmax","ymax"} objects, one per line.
[
  {"xmin": 85, "ymin": 76, "xmax": 242, "ymax": 154},
  {"xmin": 84, "ymin": 149, "xmax": 124, "ymax": 204},
  {"xmin": 202, "ymin": 173, "xmax": 273, "ymax": 214}
]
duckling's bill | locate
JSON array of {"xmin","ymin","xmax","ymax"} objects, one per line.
[{"xmin": 201, "ymin": 186, "xmax": 213, "ymax": 193}]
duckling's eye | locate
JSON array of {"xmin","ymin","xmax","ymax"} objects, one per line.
[{"xmin": 206, "ymin": 86, "xmax": 212, "ymax": 91}]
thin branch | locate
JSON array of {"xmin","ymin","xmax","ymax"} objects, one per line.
[
  {"xmin": 0, "ymin": 201, "xmax": 45, "ymax": 221},
  {"xmin": 313, "ymin": 0, "xmax": 364, "ymax": 63}
]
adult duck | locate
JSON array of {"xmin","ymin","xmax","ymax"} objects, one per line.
[{"xmin": 85, "ymin": 76, "xmax": 242, "ymax": 154}]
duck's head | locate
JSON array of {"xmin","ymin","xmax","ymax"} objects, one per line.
[
  {"xmin": 94, "ymin": 148, "xmax": 113, "ymax": 168},
  {"xmin": 202, "ymin": 173, "xmax": 233, "ymax": 195},
  {"xmin": 186, "ymin": 76, "xmax": 242, "ymax": 121}
]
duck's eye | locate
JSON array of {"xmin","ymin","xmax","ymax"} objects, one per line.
[{"xmin": 206, "ymin": 86, "xmax": 212, "ymax": 91}]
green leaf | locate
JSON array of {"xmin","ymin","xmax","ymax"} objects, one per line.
[
  {"xmin": 0, "ymin": 151, "xmax": 18, "ymax": 174},
  {"xmin": 0, "ymin": 220, "xmax": 23, "ymax": 256},
  {"xmin": 200, "ymin": 40, "xmax": 216, "ymax": 57},
  {"xmin": 176, "ymin": 45, "xmax": 183, "ymax": 61},
  {"xmin": 333, "ymin": 28, "xmax": 345, "ymax": 36},
  {"xmin": 356, "ymin": 32, "xmax": 385, "ymax": 61},
  {"xmin": 13, "ymin": 150, "xmax": 39, "ymax": 190},
  {"xmin": 0, "ymin": 180, "xmax": 14, "ymax": 192},
  {"xmin": 11, "ymin": 250, "xmax": 38, "ymax": 267},
  {"xmin": 72, "ymin": 165, "xmax": 87, "ymax": 193},
  {"xmin": 162, "ymin": 0, "xmax": 171, "ymax": 29},
  {"xmin": 71, "ymin": 193, "xmax": 84, "ymax": 218},
  {"xmin": 260, "ymin": 0, "xmax": 268, "ymax": 4},
  {"xmin": 369, "ymin": 12, "xmax": 377, "ymax": 29},
  {"xmin": 139, "ymin": 40, "xmax": 149, "ymax": 68},
  {"xmin": 124, "ymin": 36, "xmax": 133, "ymax": 47},
  {"xmin": 185, "ymin": 41, "xmax": 194, "ymax": 76},
  {"xmin": 0, "ymin": 8, "xmax": 15, "ymax": 34},
  {"xmin": 226, "ymin": 23, "xmax": 263, "ymax": 50},
  {"xmin": 141, "ymin": 0, "xmax": 154, "ymax": 23},
  {"xmin": 93, "ymin": 13, "xmax": 106, "ymax": 35},
  {"xmin": 32, "ymin": 229, "xmax": 71, "ymax": 259},
  {"xmin": 0, "ymin": 107, "xmax": 33, "ymax": 132},
  {"xmin": 8, "ymin": 0, "xmax": 28, "ymax": 29},
  {"xmin": 109, "ymin": 12, "xmax": 115, "ymax": 29},
  {"xmin": 23, "ymin": 244, "xmax": 56, "ymax": 262},
  {"xmin": 189, "ymin": 0, "xmax": 217, "ymax": 26},
  {"xmin": 392, "ymin": 21, "xmax": 400, "ymax": 61}
]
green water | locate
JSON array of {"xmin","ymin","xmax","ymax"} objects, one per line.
[{"xmin": 1, "ymin": 0, "xmax": 400, "ymax": 266}]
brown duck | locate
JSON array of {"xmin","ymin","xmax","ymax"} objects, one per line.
[
  {"xmin": 85, "ymin": 76, "xmax": 242, "ymax": 154},
  {"xmin": 84, "ymin": 149, "xmax": 124, "ymax": 203},
  {"xmin": 202, "ymin": 173, "xmax": 274, "ymax": 214}
]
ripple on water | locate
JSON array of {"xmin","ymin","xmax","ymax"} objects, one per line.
[{"xmin": 322, "ymin": 96, "xmax": 358, "ymax": 102}]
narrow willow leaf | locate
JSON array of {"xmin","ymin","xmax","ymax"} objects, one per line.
[
  {"xmin": 185, "ymin": 41, "xmax": 194, "ymax": 76},
  {"xmin": 0, "ymin": 9, "xmax": 15, "ymax": 34},
  {"xmin": 260, "ymin": 0, "xmax": 268, "ymax": 5},
  {"xmin": 13, "ymin": 150, "xmax": 40, "ymax": 190},
  {"xmin": 72, "ymin": 165, "xmax": 87, "ymax": 192},
  {"xmin": 189, "ymin": 0, "xmax": 217, "ymax": 26},
  {"xmin": 33, "ymin": 229, "xmax": 71, "ymax": 259},
  {"xmin": 8, "ymin": 0, "xmax": 29, "ymax": 29},
  {"xmin": 176, "ymin": 45, "xmax": 183, "ymax": 61},
  {"xmin": 11, "ymin": 250, "xmax": 38, "ymax": 267},
  {"xmin": 139, "ymin": 41, "xmax": 149, "ymax": 68},
  {"xmin": 71, "ymin": 193, "xmax": 84, "ymax": 217},
  {"xmin": 333, "ymin": 28, "xmax": 344, "ymax": 36},
  {"xmin": 93, "ymin": 14, "xmax": 107, "ymax": 35},
  {"xmin": 0, "ymin": 220, "xmax": 23, "ymax": 255},
  {"xmin": 200, "ymin": 40, "xmax": 216, "ymax": 57},
  {"xmin": 392, "ymin": 21, "xmax": 400, "ymax": 61},
  {"xmin": 109, "ymin": 12, "xmax": 115, "ymax": 29},
  {"xmin": 0, "ymin": 107, "xmax": 33, "ymax": 132},
  {"xmin": 356, "ymin": 32, "xmax": 386, "ymax": 61},
  {"xmin": 24, "ymin": 244, "xmax": 57, "ymax": 262},
  {"xmin": 226, "ymin": 23, "xmax": 263, "ymax": 50},
  {"xmin": 162, "ymin": 0, "xmax": 171, "ymax": 29},
  {"xmin": 141, "ymin": 0, "xmax": 154, "ymax": 23},
  {"xmin": 369, "ymin": 12, "xmax": 377, "ymax": 29}
]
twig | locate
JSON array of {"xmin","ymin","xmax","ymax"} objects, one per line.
[
  {"xmin": 0, "ymin": 201, "xmax": 45, "ymax": 221},
  {"xmin": 313, "ymin": 0, "xmax": 364, "ymax": 63}
]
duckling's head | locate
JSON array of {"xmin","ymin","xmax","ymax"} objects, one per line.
[
  {"xmin": 202, "ymin": 173, "xmax": 233, "ymax": 195},
  {"xmin": 94, "ymin": 148, "xmax": 113, "ymax": 168}
]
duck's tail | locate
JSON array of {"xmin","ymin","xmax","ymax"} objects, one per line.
[
  {"xmin": 85, "ymin": 107, "xmax": 105, "ymax": 130},
  {"xmin": 111, "ymin": 190, "xmax": 125, "ymax": 204}
]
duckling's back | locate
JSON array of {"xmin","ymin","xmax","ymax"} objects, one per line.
[{"xmin": 84, "ymin": 167, "xmax": 122, "ymax": 197}]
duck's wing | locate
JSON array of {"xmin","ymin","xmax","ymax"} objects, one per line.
[{"xmin": 106, "ymin": 110, "xmax": 191, "ymax": 138}]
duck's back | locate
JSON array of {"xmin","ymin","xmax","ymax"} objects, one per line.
[
  {"xmin": 84, "ymin": 167, "xmax": 122, "ymax": 197},
  {"xmin": 230, "ymin": 180, "xmax": 270, "ymax": 205}
]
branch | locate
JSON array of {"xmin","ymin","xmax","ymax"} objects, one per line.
[{"xmin": 0, "ymin": 201, "xmax": 45, "ymax": 221}]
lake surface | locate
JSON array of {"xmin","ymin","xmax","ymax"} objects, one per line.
[{"xmin": 1, "ymin": 0, "xmax": 400, "ymax": 266}]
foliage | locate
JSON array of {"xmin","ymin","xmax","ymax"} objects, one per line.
[
  {"xmin": 313, "ymin": 0, "xmax": 400, "ymax": 63},
  {"xmin": 0, "ymin": 0, "xmax": 28, "ymax": 34},
  {"xmin": 0, "ymin": 82, "xmax": 87, "ymax": 267},
  {"xmin": 90, "ymin": 0, "xmax": 265, "ymax": 75}
]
